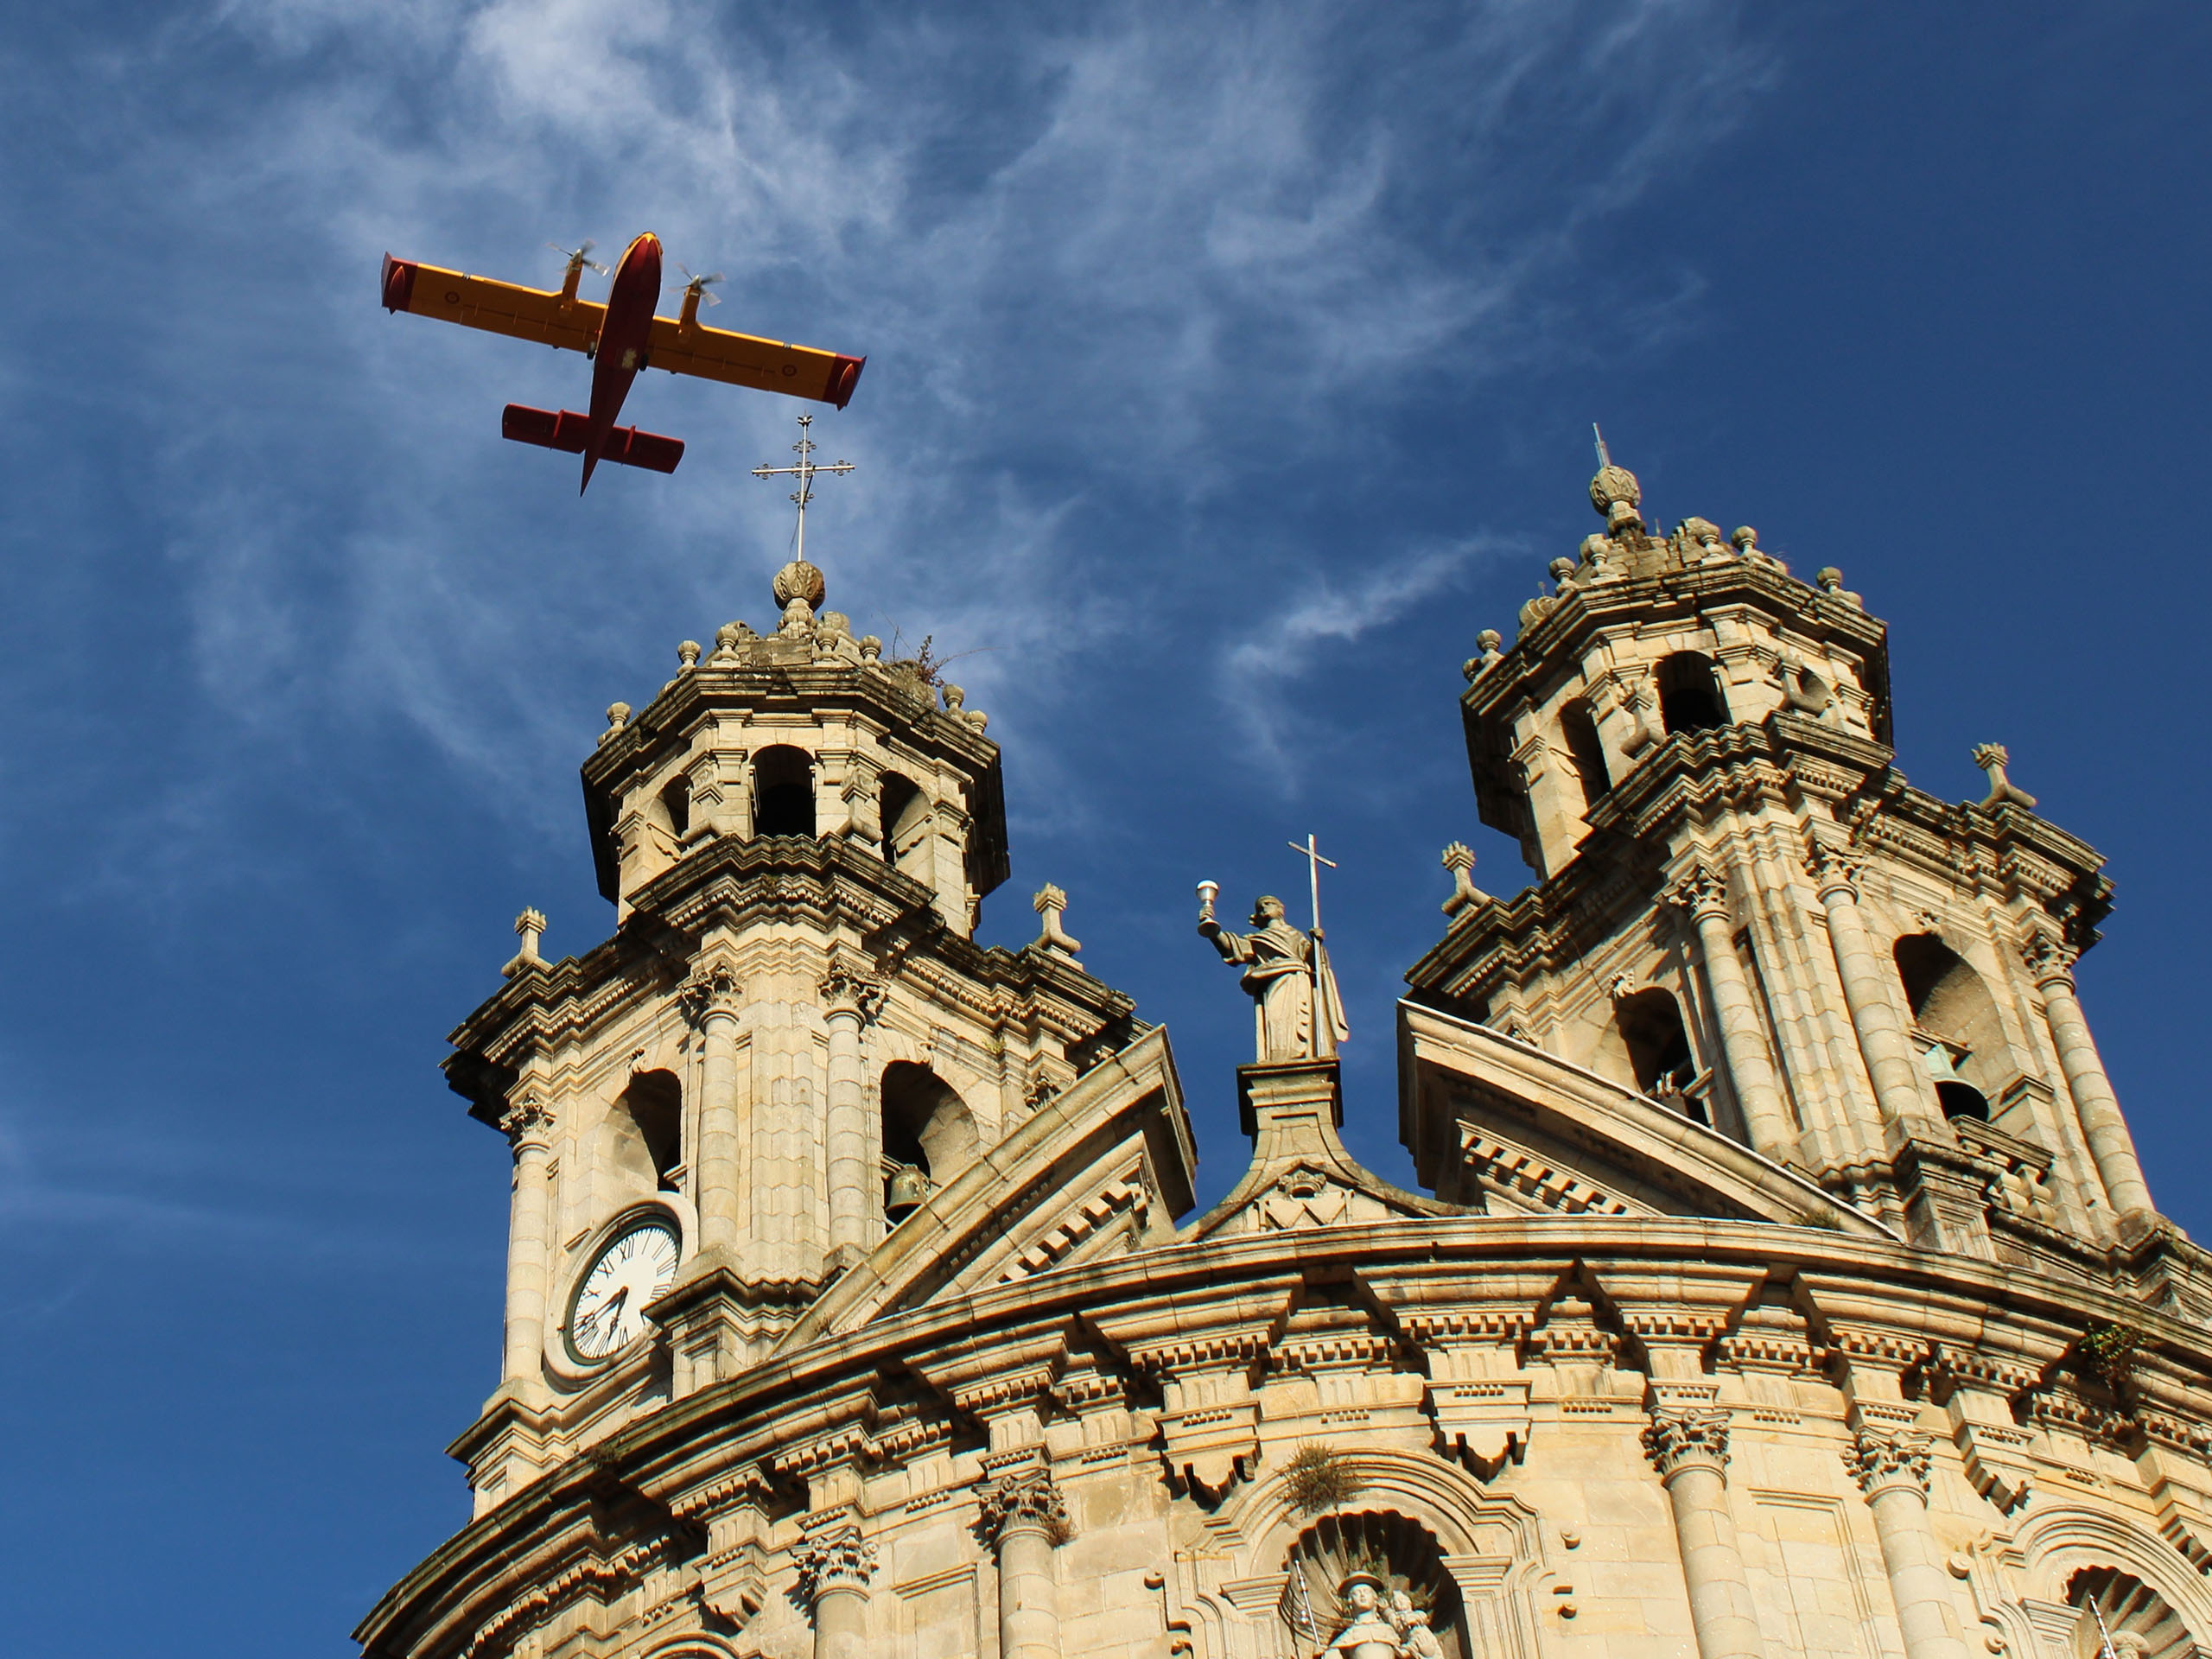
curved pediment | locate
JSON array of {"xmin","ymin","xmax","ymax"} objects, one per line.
[{"xmin": 1398, "ymin": 1001, "xmax": 1892, "ymax": 1239}]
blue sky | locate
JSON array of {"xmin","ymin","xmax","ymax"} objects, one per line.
[{"xmin": 2, "ymin": 3, "xmax": 2205, "ymax": 1653}]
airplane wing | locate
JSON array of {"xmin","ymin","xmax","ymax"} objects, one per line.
[
  {"xmin": 382, "ymin": 256, "xmax": 602, "ymax": 354},
  {"xmin": 648, "ymin": 314, "xmax": 865, "ymax": 409}
]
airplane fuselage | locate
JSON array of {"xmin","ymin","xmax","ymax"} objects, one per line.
[{"xmin": 581, "ymin": 232, "xmax": 664, "ymax": 492}]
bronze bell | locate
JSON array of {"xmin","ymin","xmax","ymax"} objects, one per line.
[{"xmin": 885, "ymin": 1164, "xmax": 931, "ymax": 1220}]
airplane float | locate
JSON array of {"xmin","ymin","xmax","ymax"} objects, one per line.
[{"xmin": 379, "ymin": 232, "xmax": 864, "ymax": 493}]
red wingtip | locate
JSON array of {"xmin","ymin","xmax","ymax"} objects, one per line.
[
  {"xmin": 380, "ymin": 253, "xmax": 416, "ymax": 313},
  {"xmin": 828, "ymin": 354, "xmax": 866, "ymax": 410}
]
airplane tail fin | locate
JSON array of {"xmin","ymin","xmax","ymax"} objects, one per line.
[{"xmin": 501, "ymin": 405, "xmax": 685, "ymax": 475}]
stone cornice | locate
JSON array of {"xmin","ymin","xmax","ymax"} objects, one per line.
[
  {"xmin": 442, "ymin": 836, "xmax": 1141, "ymax": 1130},
  {"xmin": 356, "ymin": 1212, "xmax": 2212, "ymax": 1656},
  {"xmin": 581, "ymin": 658, "xmax": 1007, "ymax": 903},
  {"xmin": 1406, "ymin": 710, "xmax": 2113, "ymax": 1006}
]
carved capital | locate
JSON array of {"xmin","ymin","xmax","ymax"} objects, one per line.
[
  {"xmin": 1662, "ymin": 861, "xmax": 1734, "ymax": 927},
  {"xmin": 1804, "ymin": 840, "xmax": 1863, "ymax": 904},
  {"xmin": 499, "ymin": 1093, "xmax": 556, "ymax": 1152},
  {"xmin": 976, "ymin": 1465, "xmax": 1070, "ymax": 1548},
  {"xmin": 1845, "ymin": 1427, "xmax": 1932, "ymax": 1497},
  {"xmin": 794, "ymin": 1525, "xmax": 875, "ymax": 1603},
  {"xmin": 1642, "ymin": 1407, "xmax": 1732, "ymax": 1481},
  {"xmin": 2018, "ymin": 926, "xmax": 2077, "ymax": 991},
  {"xmin": 818, "ymin": 957, "xmax": 886, "ymax": 1023},
  {"xmin": 681, "ymin": 956, "xmax": 744, "ymax": 1024}
]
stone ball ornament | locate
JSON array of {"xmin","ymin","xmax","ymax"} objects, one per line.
[{"xmin": 772, "ymin": 558, "xmax": 828, "ymax": 611}]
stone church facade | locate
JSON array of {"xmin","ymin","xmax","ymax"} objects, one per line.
[{"xmin": 357, "ymin": 455, "xmax": 2212, "ymax": 1659}]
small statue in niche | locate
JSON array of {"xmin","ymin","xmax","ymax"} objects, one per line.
[
  {"xmin": 1389, "ymin": 1589, "xmax": 1445, "ymax": 1659},
  {"xmin": 1324, "ymin": 1574, "xmax": 1402, "ymax": 1657},
  {"xmin": 1196, "ymin": 887, "xmax": 1347, "ymax": 1064}
]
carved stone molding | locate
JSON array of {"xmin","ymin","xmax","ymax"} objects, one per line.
[
  {"xmin": 1803, "ymin": 839, "xmax": 1864, "ymax": 903},
  {"xmin": 976, "ymin": 1465, "xmax": 1071, "ymax": 1548},
  {"xmin": 1661, "ymin": 861, "xmax": 1734, "ymax": 926},
  {"xmin": 794, "ymin": 1524, "xmax": 877, "ymax": 1603},
  {"xmin": 1641, "ymin": 1407, "xmax": 1732, "ymax": 1481},
  {"xmin": 818, "ymin": 957, "xmax": 886, "ymax": 1022},
  {"xmin": 499, "ymin": 1092, "xmax": 556, "ymax": 1151},
  {"xmin": 680, "ymin": 955, "xmax": 744, "ymax": 1024},
  {"xmin": 2018, "ymin": 925, "xmax": 2077, "ymax": 990},
  {"xmin": 1845, "ymin": 1427, "xmax": 1934, "ymax": 1497}
]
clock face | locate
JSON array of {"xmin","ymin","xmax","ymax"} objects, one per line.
[{"xmin": 567, "ymin": 1217, "xmax": 680, "ymax": 1362}]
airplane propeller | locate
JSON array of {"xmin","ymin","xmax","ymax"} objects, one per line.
[
  {"xmin": 548, "ymin": 239, "xmax": 607, "ymax": 275},
  {"xmin": 678, "ymin": 264, "xmax": 725, "ymax": 307}
]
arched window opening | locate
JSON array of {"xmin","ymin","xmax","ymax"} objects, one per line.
[
  {"xmin": 752, "ymin": 746, "xmax": 815, "ymax": 838},
  {"xmin": 658, "ymin": 774, "xmax": 690, "ymax": 840},
  {"xmin": 1657, "ymin": 651, "xmax": 1730, "ymax": 734},
  {"xmin": 1560, "ymin": 701, "xmax": 1611, "ymax": 810},
  {"xmin": 610, "ymin": 1070, "xmax": 683, "ymax": 1192},
  {"xmin": 2066, "ymin": 1566, "xmax": 2197, "ymax": 1659},
  {"xmin": 879, "ymin": 1061, "xmax": 978, "ymax": 1224},
  {"xmin": 878, "ymin": 772, "xmax": 931, "ymax": 878},
  {"xmin": 1894, "ymin": 933, "xmax": 2009, "ymax": 1121},
  {"xmin": 1283, "ymin": 1511, "xmax": 1471, "ymax": 1659},
  {"xmin": 1616, "ymin": 988, "xmax": 1705, "ymax": 1124}
]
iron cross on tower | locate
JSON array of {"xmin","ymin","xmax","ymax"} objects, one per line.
[
  {"xmin": 1287, "ymin": 833, "xmax": 1337, "ymax": 938},
  {"xmin": 753, "ymin": 413, "xmax": 854, "ymax": 564}
]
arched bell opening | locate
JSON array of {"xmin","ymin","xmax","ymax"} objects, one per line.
[
  {"xmin": 657, "ymin": 773, "xmax": 690, "ymax": 841},
  {"xmin": 1615, "ymin": 988, "xmax": 1705, "ymax": 1124},
  {"xmin": 752, "ymin": 745, "xmax": 815, "ymax": 838},
  {"xmin": 609, "ymin": 1069, "xmax": 683, "ymax": 1193},
  {"xmin": 1281, "ymin": 1510, "xmax": 1470, "ymax": 1659},
  {"xmin": 2066, "ymin": 1565, "xmax": 2201, "ymax": 1659},
  {"xmin": 1560, "ymin": 699, "xmax": 1611, "ymax": 810},
  {"xmin": 1656, "ymin": 651, "xmax": 1730, "ymax": 734},
  {"xmin": 879, "ymin": 1061, "xmax": 978, "ymax": 1225},
  {"xmin": 1894, "ymin": 932, "xmax": 2012, "ymax": 1120},
  {"xmin": 878, "ymin": 771, "xmax": 932, "ymax": 879}
]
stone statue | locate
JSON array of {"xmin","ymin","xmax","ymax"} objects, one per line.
[
  {"xmin": 1324, "ymin": 1574, "xmax": 1401, "ymax": 1658},
  {"xmin": 1198, "ymin": 890, "xmax": 1347, "ymax": 1063},
  {"xmin": 1389, "ymin": 1589, "xmax": 1444, "ymax": 1659}
]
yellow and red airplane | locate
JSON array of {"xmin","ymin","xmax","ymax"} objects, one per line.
[{"xmin": 380, "ymin": 232, "xmax": 865, "ymax": 493}]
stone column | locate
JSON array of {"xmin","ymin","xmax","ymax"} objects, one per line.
[
  {"xmin": 2021, "ymin": 931, "xmax": 2155, "ymax": 1233},
  {"xmin": 821, "ymin": 959, "xmax": 883, "ymax": 1264},
  {"xmin": 980, "ymin": 1465, "xmax": 1069, "ymax": 1659},
  {"xmin": 1667, "ymin": 861, "xmax": 1794, "ymax": 1160},
  {"xmin": 1846, "ymin": 1424, "xmax": 1969, "ymax": 1659},
  {"xmin": 795, "ymin": 1524, "xmax": 875, "ymax": 1659},
  {"xmin": 684, "ymin": 956, "xmax": 746, "ymax": 1256},
  {"xmin": 499, "ymin": 1093, "xmax": 556, "ymax": 1385},
  {"xmin": 1643, "ymin": 1405, "xmax": 1764, "ymax": 1659},
  {"xmin": 1806, "ymin": 844, "xmax": 1940, "ymax": 1135}
]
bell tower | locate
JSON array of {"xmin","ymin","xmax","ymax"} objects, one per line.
[
  {"xmin": 441, "ymin": 547, "xmax": 1190, "ymax": 1515},
  {"xmin": 1403, "ymin": 446, "xmax": 2162, "ymax": 1261}
]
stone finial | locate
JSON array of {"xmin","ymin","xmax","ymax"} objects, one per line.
[
  {"xmin": 1462, "ymin": 628, "xmax": 1504, "ymax": 682},
  {"xmin": 600, "ymin": 702, "xmax": 631, "ymax": 745},
  {"xmin": 1815, "ymin": 567, "xmax": 1863, "ymax": 608},
  {"xmin": 772, "ymin": 557, "xmax": 827, "ymax": 613},
  {"xmin": 1589, "ymin": 461, "xmax": 1643, "ymax": 534},
  {"xmin": 1730, "ymin": 525, "xmax": 1758, "ymax": 556},
  {"xmin": 941, "ymin": 684, "xmax": 988, "ymax": 734},
  {"xmin": 1972, "ymin": 743, "xmax": 2037, "ymax": 810},
  {"xmin": 1032, "ymin": 884, "xmax": 1082, "ymax": 957},
  {"xmin": 501, "ymin": 907, "xmax": 548, "ymax": 978},
  {"xmin": 858, "ymin": 634, "xmax": 883, "ymax": 663},
  {"xmin": 1548, "ymin": 556, "xmax": 1580, "ymax": 594},
  {"xmin": 677, "ymin": 639, "xmax": 701, "ymax": 671},
  {"xmin": 709, "ymin": 623, "xmax": 747, "ymax": 666},
  {"xmin": 1681, "ymin": 517, "xmax": 1726, "ymax": 559},
  {"xmin": 1440, "ymin": 842, "xmax": 1487, "ymax": 916}
]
